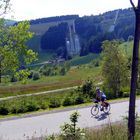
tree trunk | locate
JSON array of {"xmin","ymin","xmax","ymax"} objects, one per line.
[
  {"xmin": 0, "ymin": 60, "xmax": 1, "ymax": 83},
  {"xmin": 0, "ymin": 55, "xmax": 2, "ymax": 83},
  {"xmin": 128, "ymin": 1, "xmax": 140, "ymax": 140}
]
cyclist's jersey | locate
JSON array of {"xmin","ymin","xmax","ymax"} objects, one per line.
[
  {"xmin": 97, "ymin": 90, "xmax": 106, "ymax": 98},
  {"xmin": 101, "ymin": 92, "xmax": 106, "ymax": 98}
]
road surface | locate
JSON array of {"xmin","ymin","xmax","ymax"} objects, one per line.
[{"xmin": 0, "ymin": 100, "xmax": 140, "ymax": 140}]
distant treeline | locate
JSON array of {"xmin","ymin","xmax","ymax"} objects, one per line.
[
  {"xmin": 30, "ymin": 15, "xmax": 79, "ymax": 25},
  {"xmin": 39, "ymin": 8, "xmax": 135, "ymax": 57},
  {"xmin": 41, "ymin": 23, "xmax": 68, "ymax": 58}
]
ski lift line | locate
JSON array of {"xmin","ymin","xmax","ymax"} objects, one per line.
[
  {"xmin": 108, "ymin": 9, "xmax": 120, "ymax": 32},
  {"xmin": 114, "ymin": 10, "xmax": 120, "ymax": 25}
]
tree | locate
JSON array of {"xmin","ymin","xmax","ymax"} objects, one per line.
[
  {"xmin": 128, "ymin": 0, "xmax": 140, "ymax": 140},
  {"xmin": 102, "ymin": 40, "xmax": 129, "ymax": 97},
  {"xmin": 0, "ymin": 21, "xmax": 37, "ymax": 82},
  {"xmin": 0, "ymin": 45, "xmax": 18, "ymax": 82},
  {"xmin": 60, "ymin": 112, "xmax": 84, "ymax": 139},
  {"xmin": 0, "ymin": 0, "xmax": 11, "ymax": 83},
  {"xmin": 0, "ymin": 0, "xmax": 10, "ymax": 16}
]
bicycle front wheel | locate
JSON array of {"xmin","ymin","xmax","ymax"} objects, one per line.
[
  {"xmin": 103, "ymin": 103, "xmax": 111, "ymax": 113},
  {"xmin": 91, "ymin": 105, "xmax": 99, "ymax": 116}
]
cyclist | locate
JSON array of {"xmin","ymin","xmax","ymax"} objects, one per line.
[{"xmin": 95, "ymin": 87, "xmax": 108, "ymax": 110}]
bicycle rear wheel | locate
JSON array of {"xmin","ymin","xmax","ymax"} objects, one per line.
[
  {"xmin": 91, "ymin": 104, "xmax": 99, "ymax": 116},
  {"xmin": 103, "ymin": 103, "xmax": 111, "ymax": 113}
]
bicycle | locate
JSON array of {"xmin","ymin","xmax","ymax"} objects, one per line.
[{"xmin": 91, "ymin": 100, "xmax": 111, "ymax": 116}]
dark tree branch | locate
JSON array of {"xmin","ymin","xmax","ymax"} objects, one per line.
[{"xmin": 130, "ymin": 0, "xmax": 137, "ymax": 11}]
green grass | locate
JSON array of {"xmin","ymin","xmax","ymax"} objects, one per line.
[
  {"xmin": 0, "ymin": 65, "xmax": 101, "ymax": 97},
  {"xmin": 69, "ymin": 53, "xmax": 100, "ymax": 66},
  {"xmin": 30, "ymin": 21, "xmax": 67, "ymax": 36},
  {"xmin": 84, "ymin": 122, "xmax": 140, "ymax": 140},
  {"xmin": 119, "ymin": 41, "xmax": 140, "ymax": 57},
  {"xmin": 119, "ymin": 41, "xmax": 133, "ymax": 56}
]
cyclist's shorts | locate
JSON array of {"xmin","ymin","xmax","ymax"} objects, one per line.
[{"xmin": 101, "ymin": 96, "xmax": 106, "ymax": 102}]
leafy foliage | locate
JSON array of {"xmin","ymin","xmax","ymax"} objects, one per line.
[
  {"xmin": 80, "ymin": 79, "xmax": 95, "ymax": 97},
  {"xmin": 32, "ymin": 71, "xmax": 40, "ymax": 80},
  {"xmin": 0, "ymin": 20, "xmax": 38, "ymax": 83},
  {"xmin": 102, "ymin": 40, "xmax": 129, "ymax": 97},
  {"xmin": 49, "ymin": 97, "xmax": 61, "ymax": 108},
  {"xmin": 60, "ymin": 112, "xmax": 84, "ymax": 140}
]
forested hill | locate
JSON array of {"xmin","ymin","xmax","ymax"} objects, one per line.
[
  {"xmin": 75, "ymin": 8, "xmax": 135, "ymax": 55},
  {"xmin": 29, "ymin": 15, "xmax": 79, "ymax": 25},
  {"xmin": 28, "ymin": 8, "xmax": 135, "ymax": 57}
]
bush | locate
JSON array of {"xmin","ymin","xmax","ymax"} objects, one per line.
[
  {"xmin": 26, "ymin": 100, "xmax": 40, "ymax": 112},
  {"xmin": 81, "ymin": 79, "xmax": 94, "ymax": 97},
  {"xmin": 15, "ymin": 104, "xmax": 27, "ymax": 114},
  {"xmin": 105, "ymin": 92, "xmax": 116, "ymax": 100},
  {"xmin": 28, "ymin": 70, "xmax": 34, "ymax": 79},
  {"xmin": 32, "ymin": 71, "xmax": 40, "ymax": 80},
  {"xmin": 118, "ymin": 91, "xmax": 124, "ymax": 98},
  {"xmin": 123, "ymin": 92, "xmax": 130, "ymax": 98},
  {"xmin": 39, "ymin": 65, "xmax": 47, "ymax": 73},
  {"xmin": 0, "ymin": 104, "xmax": 9, "ymax": 115},
  {"xmin": 40, "ymin": 102, "xmax": 48, "ymax": 110},
  {"xmin": 10, "ymin": 100, "xmax": 28, "ymax": 114},
  {"xmin": 49, "ymin": 98, "xmax": 61, "ymax": 108},
  {"xmin": 10, "ymin": 105, "xmax": 18, "ymax": 114},
  {"xmin": 137, "ymin": 89, "xmax": 140, "ymax": 95},
  {"xmin": 63, "ymin": 97, "xmax": 74, "ymax": 106},
  {"xmin": 10, "ymin": 75, "xmax": 18, "ymax": 82},
  {"xmin": 94, "ymin": 60, "xmax": 100, "ymax": 67},
  {"xmin": 60, "ymin": 112, "xmax": 84, "ymax": 140},
  {"xmin": 75, "ymin": 96, "xmax": 84, "ymax": 105},
  {"xmin": 102, "ymin": 87, "xmax": 116, "ymax": 99},
  {"xmin": 60, "ymin": 67, "xmax": 66, "ymax": 76}
]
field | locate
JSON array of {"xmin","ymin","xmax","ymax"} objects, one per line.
[
  {"xmin": 30, "ymin": 19, "xmax": 75, "ymax": 36},
  {"xmin": 0, "ymin": 64, "xmax": 101, "ymax": 97},
  {"xmin": 69, "ymin": 53, "xmax": 100, "ymax": 66},
  {"xmin": 0, "ymin": 40, "xmax": 134, "ymax": 98}
]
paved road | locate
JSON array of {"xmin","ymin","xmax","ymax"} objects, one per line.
[{"xmin": 0, "ymin": 100, "xmax": 140, "ymax": 140}]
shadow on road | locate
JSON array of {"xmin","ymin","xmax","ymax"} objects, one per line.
[{"xmin": 91, "ymin": 112, "xmax": 111, "ymax": 121}]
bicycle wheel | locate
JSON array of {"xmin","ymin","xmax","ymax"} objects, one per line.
[
  {"xmin": 103, "ymin": 103, "xmax": 111, "ymax": 113},
  {"xmin": 91, "ymin": 104, "xmax": 99, "ymax": 116}
]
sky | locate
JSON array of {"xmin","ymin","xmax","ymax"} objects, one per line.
[{"xmin": 5, "ymin": 0, "xmax": 138, "ymax": 21}]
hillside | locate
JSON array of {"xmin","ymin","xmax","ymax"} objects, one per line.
[
  {"xmin": 27, "ymin": 8, "xmax": 135, "ymax": 61},
  {"xmin": 29, "ymin": 19, "xmax": 76, "ymax": 36},
  {"xmin": 4, "ymin": 19, "xmax": 16, "ymax": 26}
]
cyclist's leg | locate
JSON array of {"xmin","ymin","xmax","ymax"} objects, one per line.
[{"xmin": 101, "ymin": 97, "xmax": 106, "ymax": 106}]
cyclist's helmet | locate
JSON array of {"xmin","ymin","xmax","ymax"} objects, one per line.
[{"xmin": 96, "ymin": 87, "xmax": 100, "ymax": 90}]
